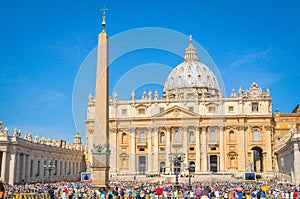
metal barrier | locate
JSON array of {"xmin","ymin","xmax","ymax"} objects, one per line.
[{"xmin": 8, "ymin": 194, "xmax": 51, "ymax": 199}]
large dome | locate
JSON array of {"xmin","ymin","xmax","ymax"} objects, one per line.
[{"xmin": 163, "ymin": 36, "xmax": 219, "ymax": 98}]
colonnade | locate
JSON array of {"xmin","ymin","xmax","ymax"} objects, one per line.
[{"xmin": 0, "ymin": 149, "xmax": 84, "ymax": 185}]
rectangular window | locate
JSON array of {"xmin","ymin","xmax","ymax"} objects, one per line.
[
  {"xmin": 138, "ymin": 108, "xmax": 146, "ymax": 114},
  {"xmin": 188, "ymin": 107, "xmax": 194, "ymax": 112},
  {"xmin": 208, "ymin": 106, "xmax": 216, "ymax": 113},
  {"xmin": 228, "ymin": 106, "xmax": 234, "ymax": 112},
  {"xmin": 252, "ymin": 103, "xmax": 258, "ymax": 112},
  {"xmin": 122, "ymin": 109, "xmax": 127, "ymax": 115},
  {"xmin": 160, "ymin": 147, "xmax": 165, "ymax": 152},
  {"xmin": 189, "ymin": 147, "xmax": 194, "ymax": 151}
]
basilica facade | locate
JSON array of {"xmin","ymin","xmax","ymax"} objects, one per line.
[{"xmin": 86, "ymin": 34, "xmax": 276, "ymax": 178}]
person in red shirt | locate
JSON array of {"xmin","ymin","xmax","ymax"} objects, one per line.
[{"xmin": 293, "ymin": 190, "xmax": 298, "ymax": 199}]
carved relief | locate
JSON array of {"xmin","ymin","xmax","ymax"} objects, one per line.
[{"xmin": 92, "ymin": 143, "xmax": 109, "ymax": 153}]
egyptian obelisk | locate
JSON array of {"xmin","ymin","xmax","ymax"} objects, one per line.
[{"xmin": 91, "ymin": 6, "xmax": 110, "ymax": 188}]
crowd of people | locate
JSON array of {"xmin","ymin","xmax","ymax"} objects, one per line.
[{"xmin": 0, "ymin": 179, "xmax": 299, "ymax": 199}]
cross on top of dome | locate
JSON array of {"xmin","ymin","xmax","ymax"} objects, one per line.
[{"xmin": 184, "ymin": 35, "xmax": 198, "ymax": 61}]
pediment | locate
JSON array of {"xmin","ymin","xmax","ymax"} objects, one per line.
[
  {"xmin": 292, "ymin": 104, "xmax": 300, "ymax": 113},
  {"xmin": 204, "ymin": 102, "xmax": 219, "ymax": 107},
  {"xmin": 152, "ymin": 105, "xmax": 200, "ymax": 119}
]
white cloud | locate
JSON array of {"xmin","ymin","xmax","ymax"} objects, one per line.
[
  {"xmin": 229, "ymin": 48, "xmax": 271, "ymax": 68},
  {"xmin": 36, "ymin": 90, "xmax": 68, "ymax": 104}
]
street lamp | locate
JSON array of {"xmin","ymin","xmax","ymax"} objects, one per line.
[
  {"xmin": 43, "ymin": 160, "xmax": 56, "ymax": 183},
  {"xmin": 185, "ymin": 163, "xmax": 195, "ymax": 190},
  {"xmin": 168, "ymin": 148, "xmax": 185, "ymax": 191}
]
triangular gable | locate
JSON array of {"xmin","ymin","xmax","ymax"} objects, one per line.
[
  {"xmin": 292, "ymin": 103, "xmax": 300, "ymax": 113},
  {"xmin": 152, "ymin": 105, "xmax": 200, "ymax": 119}
]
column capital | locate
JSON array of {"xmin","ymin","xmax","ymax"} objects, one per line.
[
  {"xmin": 207, "ymin": 126, "xmax": 220, "ymax": 132},
  {"xmin": 178, "ymin": 126, "xmax": 188, "ymax": 131},
  {"xmin": 129, "ymin": 128, "xmax": 136, "ymax": 134},
  {"xmin": 224, "ymin": 125, "xmax": 237, "ymax": 131},
  {"xmin": 146, "ymin": 127, "xmax": 153, "ymax": 132},
  {"xmin": 187, "ymin": 126, "xmax": 197, "ymax": 131},
  {"xmin": 237, "ymin": 125, "xmax": 248, "ymax": 131},
  {"xmin": 199, "ymin": 126, "xmax": 207, "ymax": 132},
  {"xmin": 109, "ymin": 128, "xmax": 118, "ymax": 134},
  {"xmin": 264, "ymin": 125, "xmax": 272, "ymax": 131},
  {"xmin": 152, "ymin": 127, "xmax": 159, "ymax": 132}
]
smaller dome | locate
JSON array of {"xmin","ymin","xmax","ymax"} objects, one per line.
[{"xmin": 74, "ymin": 131, "xmax": 81, "ymax": 138}]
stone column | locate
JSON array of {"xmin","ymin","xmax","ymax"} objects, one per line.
[
  {"xmin": 147, "ymin": 128, "xmax": 152, "ymax": 173},
  {"xmin": 110, "ymin": 129, "xmax": 117, "ymax": 174},
  {"xmin": 57, "ymin": 159, "xmax": 61, "ymax": 177},
  {"xmin": 153, "ymin": 128, "xmax": 159, "ymax": 173},
  {"xmin": 238, "ymin": 126, "xmax": 246, "ymax": 171},
  {"xmin": 165, "ymin": 127, "xmax": 171, "ymax": 173},
  {"xmin": 21, "ymin": 154, "xmax": 26, "ymax": 181},
  {"xmin": 195, "ymin": 127, "xmax": 201, "ymax": 172},
  {"xmin": 14, "ymin": 152, "xmax": 21, "ymax": 183},
  {"xmin": 183, "ymin": 127, "xmax": 188, "ymax": 167},
  {"xmin": 130, "ymin": 128, "xmax": 136, "ymax": 173},
  {"xmin": 26, "ymin": 155, "xmax": 30, "ymax": 182},
  {"xmin": 201, "ymin": 127, "xmax": 208, "ymax": 171},
  {"xmin": 1, "ymin": 151, "xmax": 7, "ymax": 182},
  {"xmin": 27, "ymin": 156, "xmax": 31, "ymax": 181},
  {"xmin": 219, "ymin": 127, "xmax": 225, "ymax": 171},
  {"xmin": 265, "ymin": 126, "xmax": 272, "ymax": 172},
  {"xmin": 9, "ymin": 152, "xmax": 17, "ymax": 185}
]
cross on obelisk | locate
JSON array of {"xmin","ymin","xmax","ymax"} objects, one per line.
[{"xmin": 101, "ymin": 6, "xmax": 108, "ymax": 30}]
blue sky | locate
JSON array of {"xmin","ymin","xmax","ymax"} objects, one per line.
[{"xmin": 0, "ymin": 0, "xmax": 299, "ymax": 143}]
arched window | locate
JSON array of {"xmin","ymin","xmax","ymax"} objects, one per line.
[
  {"xmin": 210, "ymin": 130, "xmax": 216, "ymax": 142},
  {"xmin": 189, "ymin": 131, "xmax": 194, "ymax": 143},
  {"xmin": 160, "ymin": 132, "xmax": 165, "ymax": 143},
  {"xmin": 122, "ymin": 133, "xmax": 127, "ymax": 144},
  {"xmin": 140, "ymin": 131, "xmax": 146, "ymax": 143},
  {"xmin": 174, "ymin": 131, "xmax": 180, "ymax": 142},
  {"xmin": 229, "ymin": 131, "xmax": 235, "ymax": 142},
  {"xmin": 253, "ymin": 130, "xmax": 259, "ymax": 141}
]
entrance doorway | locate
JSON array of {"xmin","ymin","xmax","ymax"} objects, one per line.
[
  {"xmin": 138, "ymin": 156, "xmax": 146, "ymax": 174},
  {"xmin": 209, "ymin": 155, "xmax": 218, "ymax": 172},
  {"xmin": 251, "ymin": 147, "xmax": 263, "ymax": 172}
]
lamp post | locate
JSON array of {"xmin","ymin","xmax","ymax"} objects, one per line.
[
  {"xmin": 168, "ymin": 148, "xmax": 185, "ymax": 191},
  {"xmin": 185, "ymin": 163, "xmax": 194, "ymax": 190},
  {"xmin": 43, "ymin": 160, "xmax": 56, "ymax": 183}
]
